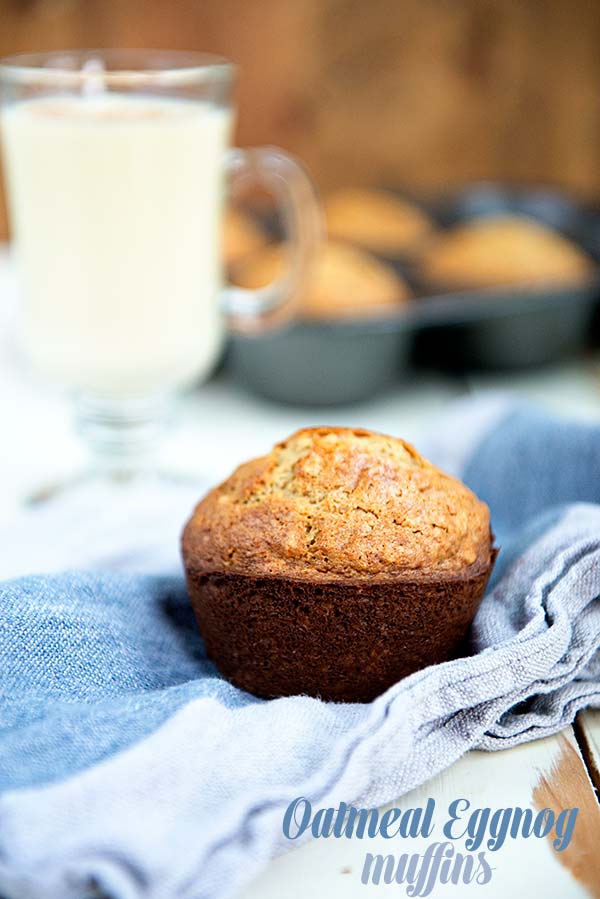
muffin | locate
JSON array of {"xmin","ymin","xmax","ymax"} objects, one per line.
[
  {"xmin": 418, "ymin": 214, "xmax": 594, "ymax": 290},
  {"xmin": 232, "ymin": 240, "xmax": 410, "ymax": 320},
  {"xmin": 324, "ymin": 187, "xmax": 435, "ymax": 257},
  {"xmin": 223, "ymin": 208, "xmax": 268, "ymax": 269},
  {"xmin": 182, "ymin": 427, "xmax": 496, "ymax": 702}
]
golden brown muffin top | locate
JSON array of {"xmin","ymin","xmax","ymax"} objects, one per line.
[
  {"xmin": 325, "ymin": 188, "xmax": 435, "ymax": 256},
  {"xmin": 418, "ymin": 215, "xmax": 594, "ymax": 289},
  {"xmin": 182, "ymin": 427, "xmax": 492, "ymax": 583},
  {"xmin": 232, "ymin": 240, "xmax": 410, "ymax": 320}
]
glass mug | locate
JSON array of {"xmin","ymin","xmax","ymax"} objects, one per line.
[{"xmin": 0, "ymin": 50, "xmax": 321, "ymax": 477}]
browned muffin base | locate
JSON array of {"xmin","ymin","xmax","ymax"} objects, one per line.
[{"xmin": 185, "ymin": 554, "xmax": 496, "ymax": 703}]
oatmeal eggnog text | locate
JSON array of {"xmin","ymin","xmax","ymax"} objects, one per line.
[{"xmin": 282, "ymin": 797, "xmax": 578, "ymax": 894}]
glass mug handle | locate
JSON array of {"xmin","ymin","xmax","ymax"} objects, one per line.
[{"xmin": 221, "ymin": 147, "xmax": 323, "ymax": 333}]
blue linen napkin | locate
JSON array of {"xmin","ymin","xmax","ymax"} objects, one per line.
[{"xmin": 1, "ymin": 399, "xmax": 600, "ymax": 899}]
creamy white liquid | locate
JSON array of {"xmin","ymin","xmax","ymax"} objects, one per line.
[{"xmin": 1, "ymin": 95, "xmax": 233, "ymax": 394}]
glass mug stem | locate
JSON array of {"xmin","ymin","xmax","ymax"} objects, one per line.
[{"xmin": 74, "ymin": 391, "xmax": 169, "ymax": 478}]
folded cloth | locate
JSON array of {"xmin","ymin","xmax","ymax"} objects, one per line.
[{"xmin": 1, "ymin": 399, "xmax": 600, "ymax": 899}]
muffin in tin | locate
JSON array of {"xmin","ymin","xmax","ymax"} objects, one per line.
[
  {"xmin": 324, "ymin": 187, "xmax": 435, "ymax": 257},
  {"xmin": 182, "ymin": 427, "xmax": 496, "ymax": 702},
  {"xmin": 417, "ymin": 214, "xmax": 594, "ymax": 290},
  {"xmin": 232, "ymin": 240, "xmax": 411, "ymax": 320}
]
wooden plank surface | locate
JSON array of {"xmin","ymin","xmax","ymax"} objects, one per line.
[
  {"xmin": 240, "ymin": 728, "xmax": 600, "ymax": 898},
  {"xmin": 577, "ymin": 710, "xmax": 600, "ymax": 796}
]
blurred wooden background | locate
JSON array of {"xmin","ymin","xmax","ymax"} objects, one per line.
[{"xmin": 1, "ymin": 0, "xmax": 600, "ymax": 239}]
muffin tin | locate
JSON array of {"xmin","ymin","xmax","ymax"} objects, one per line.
[{"xmin": 228, "ymin": 183, "xmax": 600, "ymax": 405}]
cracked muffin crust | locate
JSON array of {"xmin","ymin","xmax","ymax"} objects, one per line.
[
  {"xmin": 183, "ymin": 427, "xmax": 490, "ymax": 582},
  {"xmin": 182, "ymin": 428, "xmax": 496, "ymax": 701}
]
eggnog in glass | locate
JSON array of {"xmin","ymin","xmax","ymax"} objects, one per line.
[{"xmin": 0, "ymin": 51, "xmax": 320, "ymax": 479}]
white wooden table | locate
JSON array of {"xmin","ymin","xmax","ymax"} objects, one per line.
[{"xmin": 0, "ymin": 245, "xmax": 599, "ymax": 896}]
